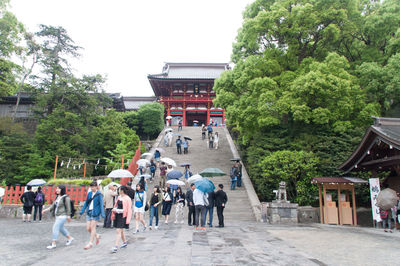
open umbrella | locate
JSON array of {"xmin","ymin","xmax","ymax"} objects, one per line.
[
  {"xmin": 166, "ymin": 115, "xmax": 173, "ymax": 119},
  {"xmin": 188, "ymin": 174, "xmax": 203, "ymax": 184},
  {"xmin": 180, "ymin": 163, "xmax": 191, "ymax": 167},
  {"xmin": 27, "ymin": 179, "xmax": 47, "ymax": 186},
  {"xmin": 165, "ymin": 128, "xmax": 173, "ymax": 132},
  {"xmin": 167, "ymin": 170, "xmax": 183, "ymax": 180},
  {"xmin": 199, "ymin": 168, "xmax": 226, "ymax": 177},
  {"xmin": 102, "ymin": 182, "xmax": 121, "ymax": 193},
  {"xmin": 230, "ymin": 158, "xmax": 241, "ymax": 161},
  {"xmin": 194, "ymin": 178, "xmax": 215, "ymax": 193},
  {"xmin": 184, "ymin": 136, "xmax": 192, "ymax": 141},
  {"xmin": 0, "ymin": 187, "xmax": 5, "ymax": 197},
  {"xmin": 376, "ymin": 188, "xmax": 398, "ymax": 210},
  {"xmin": 161, "ymin": 157, "xmax": 176, "ymax": 167},
  {"xmin": 173, "ymin": 133, "xmax": 182, "ymax": 137},
  {"xmin": 193, "ymin": 120, "xmax": 199, "ymax": 123},
  {"xmin": 134, "ymin": 174, "xmax": 152, "ymax": 181},
  {"xmin": 155, "ymin": 148, "xmax": 165, "ymax": 153},
  {"xmin": 107, "ymin": 169, "xmax": 134, "ymax": 178},
  {"xmin": 167, "ymin": 179, "xmax": 185, "ymax": 186},
  {"xmin": 136, "ymin": 159, "xmax": 150, "ymax": 166},
  {"xmin": 141, "ymin": 153, "xmax": 152, "ymax": 158}
]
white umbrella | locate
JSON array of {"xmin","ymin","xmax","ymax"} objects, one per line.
[
  {"xmin": 102, "ymin": 182, "xmax": 121, "ymax": 193},
  {"xmin": 188, "ymin": 174, "xmax": 203, "ymax": 184},
  {"xmin": 155, "ymin": 148, "xmax": 165, "ymax": 153},
  {"xmin": 134, "ymin": 174, "xmax": 152, "ymax": 181},
  {"xmin": 167, "ymin": 180, "xmax": 185, "ymax": 186},
  {"xmin": 141, "ymin": 153, "xmax": 152, "ymax": 158},
  {"xmin": 165, "ymin": 128, "xmax": 173, "ymax": 132},
  {"xmin": 161, "ymin": 157, "xmax": 176, "ymax": 167},
  {"xmin": 166, "ymin": 116, "xmax": 173, "ymax": 119},
  {"xmin": 0, "ymin": 187, "xmax": 5, "ymax": 197},
  {"xmin": 107, "ymin": 169, "xmax": 134, "ymax": 178},
  {"xmin": 27, "ymin": 179, "xmax": 47, "ymax": 186},
  {"xmin": 136, "ymin": 159, "xmax": 150, "ymax": 166}
]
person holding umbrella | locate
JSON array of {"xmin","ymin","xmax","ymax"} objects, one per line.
[
  {"xmin": 149, "ymin": 186, "xmax": 162, "ymax": 230},
  {"xmin": 193, "ymin": 184, "xmax": 207, "ymax": 230},
  {"xmin": 162, "ymin": 187, "xmax": 173, "ymax": 224},
  {"xmin": 214, "ymin": 132, "xmax": 219, "ymax": 150},
  {"xmin": 33, "ymin": 187, "xmax": 45, "ymax": 222},
  {"xmin": 176, "ymin": 136, "xmax": 183, "ymax": 154},
  {"xmin": 183, "ymin": 138, "xmax": 189, "ymax": 154},
  {"xmin": 186, "ymin": 184, "xmax": 196, "ymax": 226}
]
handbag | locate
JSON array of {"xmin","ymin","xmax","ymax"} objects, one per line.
[{"xmin": 145, "ymin": 203, "xmax": 149, "ymax": 211}]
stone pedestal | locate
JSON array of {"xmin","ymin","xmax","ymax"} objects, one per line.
[{"xmin": 265, "ymin": 201, "xmax": 298, "ymax": 224}]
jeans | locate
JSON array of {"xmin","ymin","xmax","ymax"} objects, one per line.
[
  {"xmin": 230, "ymin": 179, "xmax": 236, "ymax": 190},
  {"xmin": 184, "ymin": 147, "xmax": 188, "ymax": 154},
  {"xmin": 104, "ymin": 208, "xmax": 113, "ymax": 228},
  {"xmin": 382, "ymin": 217, "xmax": 392, "ymax": 230},
  {"xmin": 204, "ymin": 206, "xmax": 214, "ymax": 226},
  {"xmin": 177, "ymin": 145, "xmax": 182, "ymax": 154},
  {"xmin": 188, "ymin": 205, "xmax": 195, "ymax": 225},
  {"xmin": 237, "ymin": 175, "xmax": 242, "ymax": 187},
  {"xmin": 149, "ymin": 205, "xmax": 159, "ymax": 226},
  {"xmin": 33, "ymin": 204, "xmax": 43, "ymax": 221},
  {"xmin": 52, "ymin": 216, "xmax": 70, "ymax": 241},
  {"xmin": 209, "ymin": 141, "xmax": 213, "ymax": 149},
  {"xmin": 194, "ymin": 205, "xmax": 206, "ymax": 227}
]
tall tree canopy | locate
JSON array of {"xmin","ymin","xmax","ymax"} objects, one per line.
[{"xmin": 215, "ymin": 0, "xmax": 400, "ymax": 204}]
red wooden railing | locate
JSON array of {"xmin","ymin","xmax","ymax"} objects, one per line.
[{"xmin": 0, "ymin": 185, "xmax": 88, "ymax": 205}]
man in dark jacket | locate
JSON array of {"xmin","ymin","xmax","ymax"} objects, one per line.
[
  {"xmin": 204, "ymin": 190, "xmax": 215, "ymax": 227},
  {"xmin": 20, "ymin": 185, "xmax": 35, "ymax": 222},
  {"xmin": 186, "ymin": 184, "xmax": 196, "ymax": 226},
  {"xmin": 215, "ymin": 184, "xmax": 228, "ymax": 227}
]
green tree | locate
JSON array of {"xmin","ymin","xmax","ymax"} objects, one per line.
[{"xmin": 131, "ymin": 102, "xmax": 164, "ymax": 140}]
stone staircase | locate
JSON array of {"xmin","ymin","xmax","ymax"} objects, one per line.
[{"xmin": 146, "ymin": 126, "xmax": 255, "ymax": 222}]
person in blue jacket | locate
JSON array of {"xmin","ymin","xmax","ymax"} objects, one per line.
[{"xmin": 80, "ymin": 181, "xmax": 105, "ymax": 250}]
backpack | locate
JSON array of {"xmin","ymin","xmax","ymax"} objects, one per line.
[
  {"xmin": 63, "ymin": 196, "xmax": 76, "ymax": 218},
  {"xmin": 34, "ymin": 192, "xmax": 44, "ymax": 204}
]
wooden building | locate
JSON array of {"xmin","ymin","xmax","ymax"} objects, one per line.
[
  {"xmin": 339, "ymin": 117, "xmax": 400, "ymax": 190},
  {"xmin": 148, "ymin": 63, "xmax": 230, "ymax": 126}
]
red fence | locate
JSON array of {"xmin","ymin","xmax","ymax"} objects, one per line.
[{"xmin": 1, "ymin": 186, "xmax": 88, "ymax": 205}]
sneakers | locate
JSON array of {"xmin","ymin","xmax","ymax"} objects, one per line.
[
  {"xmin": 155, "ymin": 226, "xmax": 159, "ymax": 230},
  {"xmin": 143, "ymin": 226, "xmax": 147, "ymax": 232},
  {"xmin": 120, "ymin": 242, "xmax": 128, "ymax": 249},
  {"xmin": 134, "ymin": 229, "xmax": 139, "ymax": 234},
  {"xmin": 84, "ymin": 243, "xmax": 93, "ymax": 250},
  {"xmin": 66, "ymin": 237, "xmax": 74, "ymax": 246},
  {"xmin": 46, "ymin": 244, "xmax": 56, "ymax": 250},
  {"xmin": 111, "ymin": 246, "xmax": 118, "ymax": 253},
  {"xmin": 149, "ymin": 226, "xmax": 153, "ymax": 230},
  {"xmin": 195, "ymin": 227, "xmax": 199, "ymax": 230},
  {"xmin": 200, "ymin": 227, "xmax": 206, "ymax": 230}
]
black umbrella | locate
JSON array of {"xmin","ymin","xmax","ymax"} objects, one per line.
[
  {"xmin": 180, "ymin": 163, "xmax": 191, "ymax": 167},
  {"xmin": 184, "ymin": 136, "xmax": 192, "ymax": 141},
  {"xmin": 230, "ymin": 158, "xmax": 241, "ymax": 161}
]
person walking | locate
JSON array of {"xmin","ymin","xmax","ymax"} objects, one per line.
[
  {"xmin": 204, "ymin": 190, "xmax": 215, "ymax": 227},
  {"xmin": 150, "ymin": 159, "xmax": 156, "ymax": 182},
  {"xmin": 162, "ymin": 187, "xmax": 173, "ymax": 224},
  {"xmin": 380, "ymin": 208, "xmax": 393, "ymax": 233},
  {"xmin": 207, "ymin": 124, "xmax": 213, "ymax": 137},
  {"xmin": 42, "ymin": 185, "xmax": 74, "ymax": 249},
  {"xmin": 104, "ymin": 184, "xmax": 118, "ymax": 228},
  {"xmin": 201, "ymin": 124, "xmax": 206, "ymax": 140},
  {"xmin": 149, "ymin": 186, "xmax": 162, "ymax": 230},
  {"xmin": 215, "ymin": 184, "xmax": 228, "ymax": 227},
  {"xmin": 154, "ymin": 150, "xmax": 161, "ymax": 166},
  {"xmin": 193, "ymin": 185, "xmax": 207, "ymax": 230},
  {"xmin": 230, "ymin": 164, "xmax": 238, "ymax": 190},
  {"xmin": 208, "ymin": 133, "xmax": 214, "ymax": 149},
  {"xmin": 174, "ymin": 187, "xmax": 185, "ymax": 224},
  {"xmin": 159, "ymin": 162, "xmax": 167, "ymax": 188},
  {"xmin": 184, "ymin": 165, "xmax": 193, "ymax": 184},
  {"xmin": 183, "ymin": 139, "xmax": 189, "ymax": 154},
  {"xmin": 176, "ymin": 136, "xmax": 183, "ymax": 154},
  {"xmin": 236, "ymin": 161, "xmax": 243, "ymax": 188},
  {"xmin": 111, "ymin": 186, "xmax": 132, "ymax": 253},
  {"xmin": 186, "ymin": 184, "xmax": 196, "ymax": 226},
  {"xmin": 80, "ymin": 181, "xmax": 105, "ymax": 250},
  {"xmin": 214, "ymin": 132, "xmax": 219, "ymax": 149},
  {"xmin": 20, "ymin": 185, "xmax": 35, "ymax": 222},
  {"xmin": 133, "ymin": 184, "xmax": 147, "ymax": 233},
  {"xmin": 178, "ymin": 119, "xmax": 183, "ymax": 131},
  {"xmin": 164, "ymin": 132, "xmax": 169, "ymax": 146},
  {"xmin": 33, "ymin": 187, "xmax": 45, "ymax": 222}
]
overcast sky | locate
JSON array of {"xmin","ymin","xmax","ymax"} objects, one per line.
[{"xmin": 10, "ymin": 0, "xmax": 252, "ymax": 96}]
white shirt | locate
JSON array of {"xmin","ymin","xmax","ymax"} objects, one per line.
[
  {"xmin": 193, "ymin": 189, "xmax": 206, "ymax": 206},
  {"xmin": 89, "ymin": 191, "xmax": 96, "ymax": 210}
]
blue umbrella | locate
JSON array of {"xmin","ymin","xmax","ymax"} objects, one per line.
[
  {"xmin": 173, "ymin": 133, "xmax": 182, "ymax": 137},
  {"xmin": 194, "ymin": 178, "xmax": 215, "ymax": 193},
  {"xmin": 167, "ymin": 170, "xmax": 183, "ymax": 180},
  {"xmin": 27, "ymin": 179, "xmax": 47, "ymax": 186}
]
